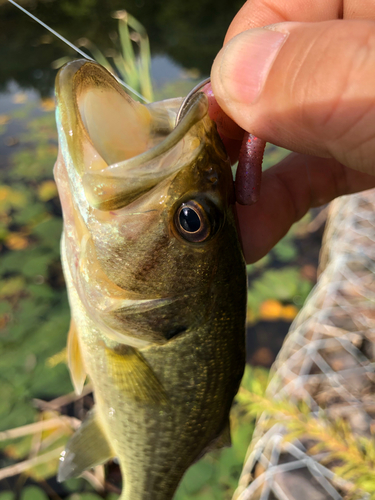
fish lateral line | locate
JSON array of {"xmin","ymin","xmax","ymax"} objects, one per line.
[{"xmin": 7, "ymin": 0, "xmax": 149, "ymax": 103}]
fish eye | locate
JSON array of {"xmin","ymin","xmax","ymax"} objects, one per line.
[{"xmin": 174, "ymin": 200, "xmax": 220, "ymax": 243}]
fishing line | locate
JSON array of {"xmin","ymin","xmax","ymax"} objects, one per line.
[{"xmin": 7, "ymin": 0, "xmax": 150, "ymax": 103}]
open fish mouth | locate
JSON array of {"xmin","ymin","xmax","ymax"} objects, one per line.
[{"xmin": 55, "ymin": 59, "xmax": 212, "ymax": 212}]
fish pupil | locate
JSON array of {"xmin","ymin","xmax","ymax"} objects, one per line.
[{"xmin": 179, "ymin": 207, "xmax": 201, "ymax": 233}]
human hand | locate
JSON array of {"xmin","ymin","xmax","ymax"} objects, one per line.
[{"xmin": 210, "ymin": 0, "xmax": 375, "ymax": 263}]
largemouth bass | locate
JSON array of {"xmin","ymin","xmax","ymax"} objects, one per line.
[{"xmin": 54, "ymin": 60, "xmax": 247, "ymax": 500}]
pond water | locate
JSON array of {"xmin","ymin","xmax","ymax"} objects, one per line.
[{"xmin": 0, "ymin": 0, "xmax": 244, "ymax": 97}]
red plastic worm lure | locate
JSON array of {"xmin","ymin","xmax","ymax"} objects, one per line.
[{"xmin": 235, "ymin": 133, "xmax": 265, "ymax": 205}]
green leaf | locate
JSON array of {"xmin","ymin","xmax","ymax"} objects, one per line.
[
  {"xmin": 0, "ymin": 276, "xmax": 25, "ymax": 298},
  {"xmin": 240, "ymin": 366, "xmax": 269, "ymax": 396},
  {"xmin": 248, "ymin": 267, "xmax": 313, "ymax": 308},
  {"xmin": 105, "ymin": 494, "xmax": 120, "ymax": 500},
  {"xmin": 0, "ymin": 492, "xmax": 15, "ymax": 500},
  {"xmin": 272, "ymin": 237, "xmax": 297, "ymax": 262},
  {"xmin": 20, "ymin": 486, "xmax": 49, "ymax": 500},
  {"xmin": 0, "ymin": 185, "xmax": 28, "ymax": 213},
  {"xmin": 63, "ymin": 478, "xmax": 86, "ymax": 493},
  {"xmin": 355, "ymin": 475, "xmax": 375, "ymax": 491},
  {"xmin": 246, "ymin": 254, "xmax": 271, "ymax": 274},
  {"xmin": 13, "ymin": 203, "xmax": 47, "ymax": 226},
  {"xmin": 32, "ymin": 218, "xmax": 62, "ymax": 250},
  {"xmin": 0, "ymin": 381, "xmax": 15, "ymax": 421},
  {"xmin": 0, "ymin": 400, "xmax": 37, "ymax": 433},
  {"xmin": 26, "ymin": 283, "xmax": 58, "ymax": 301},
  {"xmin": 2, "ymin": 435, "xmax": 32, "ymax": 459},
  {"xmin": 21, "ymin": 254, "xmax": 51, "ymax": 278},
  {"xmin": 0, "ymin": 250, "xmax": 30, "ymax": 275},
  {"xmin": 0, "ymin": 301, "xmax": 11, "ymax": 314},
  {"xmin": 10, "ymin": 149, "xmax": 56, "ymax": 181},
  {"xmin": 10, "ymin": 298, "xmax": 50, "ymax": 336},
  {"xmin": 179, "ymin": 460, "xmax": 215, "ymax": 495},
  {"xmin": 31, "ymin": 361, "xmax": 71, "ymax": 398}
]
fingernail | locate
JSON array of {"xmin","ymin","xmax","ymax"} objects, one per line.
[{"xmin": 214, "ymin": 28, "xmax": 288, "ymax": 104}]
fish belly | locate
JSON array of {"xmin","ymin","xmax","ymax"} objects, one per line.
[{"xmin": 65, "ymin": 255, "xmax": 245, "ymax": 500}]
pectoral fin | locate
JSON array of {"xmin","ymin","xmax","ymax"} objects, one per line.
[
  {"xmin": 106, "ymin": 345, "xmax": 168, "ymax": 405},
  {"xmin": 67, "ymin": 319, "xmax": 87, "ymax": 395},
  {"xmin": 58, "ymin": 409, "xmax": 114, "ymax": 482}
]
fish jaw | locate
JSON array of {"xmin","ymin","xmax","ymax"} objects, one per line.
[{"xmin": 55, "ymin": 60, "xmax": 247, "ymax": 499}]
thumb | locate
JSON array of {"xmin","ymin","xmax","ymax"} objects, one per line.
[{"xmin": 211, "ymin": 20, "xmax": 375, "ymax": 176}]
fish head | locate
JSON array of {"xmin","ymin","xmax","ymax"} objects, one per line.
[{"xmin": 54, "ymin": 60, "xmax": 245, "ymax": 346}]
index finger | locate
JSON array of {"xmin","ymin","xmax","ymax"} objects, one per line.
[{"xmin": 224, "ymin": 0, "xmax": 375, "ymax": 43}]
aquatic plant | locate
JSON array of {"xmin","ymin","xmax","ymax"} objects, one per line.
[{"xmin": 238, "ymin": 386, "xmax": 375, "ymax": 499}]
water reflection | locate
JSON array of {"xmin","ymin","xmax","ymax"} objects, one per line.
[{"xmin": 1, "ymin": 0, "xmax": 244, "ymax": 96}]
